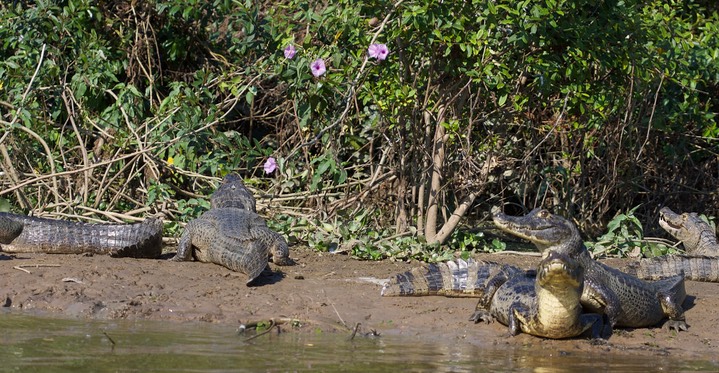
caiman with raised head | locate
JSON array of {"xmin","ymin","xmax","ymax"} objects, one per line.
[
  {"xmin": 658, "ymin": 207, "xmax": 719, "ymax": 256},
  {"xmin": 382, "ymin": 252, "xmax": 603, "ymax": 339},
  {"xmin": 492, "ymin": 208, "xmax": 688, "ymax": 333},
  {"xmin": 0, "ymin": 213, "xmax": 163, "ymax": 258},
  {"xmin": 171, "ymin": 173, "xmax": 293, "ymax": 284},
  {"xmin": 633, "ymin": 207, "xmax": 719, "ymax": 282}
]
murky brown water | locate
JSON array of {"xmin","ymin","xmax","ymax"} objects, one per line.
[{"xmin": 1, "ymin": 311, "xmax": 716, "ymax": 372}]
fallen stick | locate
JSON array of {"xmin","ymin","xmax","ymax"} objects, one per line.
[{"xmin": 12, "ymin": 264, "xmax": 61, "ymax": 274}]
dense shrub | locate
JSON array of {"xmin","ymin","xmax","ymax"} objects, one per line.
[{"xmin": 1, "ymin": 1, "xmax": 717, "ymax": 257}]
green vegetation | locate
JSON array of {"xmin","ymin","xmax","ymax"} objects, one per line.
[{"xmin": 1, "ymin": 1, "xmax": 717, "ymax": 260}]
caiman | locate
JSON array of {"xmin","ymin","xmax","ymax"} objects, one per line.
[
  {"xmin": 658, "ymin": 207, "xmax": 719, "ymax": 256},
  {"xmin": 633, "ymin": 207, "xmax": 719, "ymax": 282},
  {"xmin": 492, "ymin": 208, "xmax": 688, "ymax": 333},
  {"xmin": 382, "ymin": 253, "xmax": 604, "ymax": 339},
  {"xmin": 171, "ymin": 173, "xmax": 293, "ymax": 284},
  {"xmin": 0, "ymin": 213, "xmax": 163, "ymax": 258}
]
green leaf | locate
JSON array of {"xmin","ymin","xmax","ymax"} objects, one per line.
[
  {"xmin": 498, "ymin": 94, "xmax": 507, "ymax": 106},
  {"xmin": 245, "ymin": 86, "xmax": 256, "ymax": 104}
]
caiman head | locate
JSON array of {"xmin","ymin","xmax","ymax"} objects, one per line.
[
  {"xmin": 535, "ymin": 250, "xmax": 586, "ymax": 334},
  {"xmin": 492, "ymin": 208, "xmax": 583, "ymax": 255},
  {"xmin": 537, "ymin": 250, "xmax": 583, "ymax": 290},
  {"xmin": 210, "ymin": 173, "xmax": 257, "ymax": 212},
  {"xmin": 659, "ymin": 206, "xmax": 716, "ymax": 253}
]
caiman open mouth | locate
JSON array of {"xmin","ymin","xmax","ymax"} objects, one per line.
[
  {"xmin": 658, "ymin": 207, "xmax": 685, "ymax": 230},
  {"xmin": 659, "ymin": 214, "xmax": 685, "ymax": 231}
]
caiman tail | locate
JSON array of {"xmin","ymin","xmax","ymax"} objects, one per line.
[
  {"xmin": 633, "ymin": 255, "xmax": 719, "ymax": 282},
  {"xmin": 0, "ymin": 213, "xmax": 163, "ymax": 258},
  {"xmin": 381, "ymin": 259, "xmax": 524, "ymax": 297},
  {"xmin": 207, "ymin": 242, "xmax": 269, "ymax": 285}
]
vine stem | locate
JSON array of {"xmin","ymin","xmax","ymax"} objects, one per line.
[{"xmin": 292, "ymin": 0, "xmax": 405, "ymax": 153}]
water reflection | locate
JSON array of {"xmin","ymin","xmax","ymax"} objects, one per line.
[{"xmin": 0, "ymin": 312, "xmax": 716, "ymax": 372}]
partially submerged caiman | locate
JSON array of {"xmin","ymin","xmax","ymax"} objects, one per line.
[
  {"xmin": 382, "ymin": 252, "xmax": 603, "ymax": 339},
  {"xmin": 172, "ymin": 173, "xmax": 294, "ymax": 284},
  {"xmin": 633, "ymin": 207, "xmax": 719, "ymax": 282},
  {"xmin": 492, "ymin": 208, "xmax": 688, "ymax": 332},
  {"xmin": 0, "ymin": 213, "xmax": 163, "ymax": 258}
]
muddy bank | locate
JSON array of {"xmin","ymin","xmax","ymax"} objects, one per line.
[{"xmin": 1, "ymin": 247, "xmax": 718, "ymax": 360}]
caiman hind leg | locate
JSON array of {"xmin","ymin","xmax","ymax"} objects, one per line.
[
  {"xmin": 654, "ymin": 273, "xmax": 689, "ymax": 331},
  {"xmin": 171, "ymin": 219, "xmax": 213, "ymax": 262}
]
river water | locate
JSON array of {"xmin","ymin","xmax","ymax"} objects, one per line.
[{"xmin": 1, "ymin": 312, "xmax": 716, "ymax": 372}]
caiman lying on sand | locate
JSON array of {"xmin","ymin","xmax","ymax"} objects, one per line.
[
  {"xmin": 382, "ymin": 252, "xmax": 604, "ymax": 339},
  {"xmin": 493, "ymin": 208, "xmax": 688, "ymax": 333},
  {"xmin": 0, "ymin": 213, "xmax": 163, "ymax": 258},
  {"xmin": 172, "ymin": 173, "xmax": 294, "ymax": 284},
  {"xmin": 632, "ymin": 207, "xmax": 719, "ymax": 282}
]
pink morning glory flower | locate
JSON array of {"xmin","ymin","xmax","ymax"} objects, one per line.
[
  {"xmin": 283, "ymin": 44, "xmax": 296, "ymax": 59},
  {"xmin": 310, "ymin": 58, "xmax": 326, "ymax": 77},
  {"xmin": 263, "ymin": 157, "xmax": 277, "ymax": 174},
  {"xmin": 368, "ymin": 43, "xmax": 389, "ymax": 61}
]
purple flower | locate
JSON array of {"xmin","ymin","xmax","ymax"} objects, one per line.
[
  {"xmin": 283, "ymin": 44, "xmax": 296, "ymax": 59},
  {"xmin": 263, "ymin": 157, "xmax": 277, "ymax": 174},
  {"xmin": 368, "ymin": 43, "xmax": 389, "ymax": 61},
  {"xmin": 310, "ymin": 58, "xmax": 326, "ymax": 77}
]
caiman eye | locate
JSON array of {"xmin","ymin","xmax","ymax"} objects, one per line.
[{"xmin": 539, "ymin": 210, "xmax": 550, "ymax": 218}]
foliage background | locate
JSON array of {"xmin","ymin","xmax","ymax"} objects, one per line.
[{"xmin": 1, "ymin": 0, "xmax": 717, "ymax": 259}]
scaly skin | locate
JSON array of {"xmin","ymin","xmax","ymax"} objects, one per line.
[
  {"xmin": 0, "ymin": 215, "xmax": 23, "ymax": 244},
  {"xmin": 381, "ymin": 258, "xmax": 524, "ymax": 298},
  {"xmin": 635, "ymin": 255, "xmax": 719, "ymax": 282},
  {"xmin": 634, "ymin": 207, "xmax": 719, "ymax": 282},
  {"xmin": 492, "ymin": 208, "xmax": 688, "ymax": 333},
  {"xmin": 0, "ymin": 213, "xmax": 163, "ymax": 258},
  {"xmin": 172, "ymin": 173, "xmax": 293, "ymax": 284},
  {"xmin": 382, "ymin": 253, "xmax": 603, "ymax": 339},
  {"xmin": 210, "ymin": 173, "xmax": 257, "ymax": 212}
]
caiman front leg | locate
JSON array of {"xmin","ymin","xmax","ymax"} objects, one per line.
[
  {"xmin": 507, "ymin": 303, "xmax": 531, "ymax": 336},
  {"xmin": 580, "ymin": 313, "xmax": 606, "ymax": 340},
  {"xmin": 469, "ymin": 307, "xmax": 494, "ymax": 324},
  {"xmin": 469, "ymin": 271, "xmax": 512, "ymax": 323}
]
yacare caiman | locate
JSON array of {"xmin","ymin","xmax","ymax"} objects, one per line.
[
  {"xmin": 0, "ymin": 212, "xmax": 162, "ymax": 258},
  {"xmin": 631, "ymin": 207, "xmax": 719, "ymax": 282},
  {"xmin": 172, "ymin": 173, "xmax": 294, "ymax": 285},
  {"xmin": 382, "ymin": 252, "xmax": 604, "ymax": 339},
  {"xmin": 492, "ymin": 208, "xmax": 688, "ymax": 333}
]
